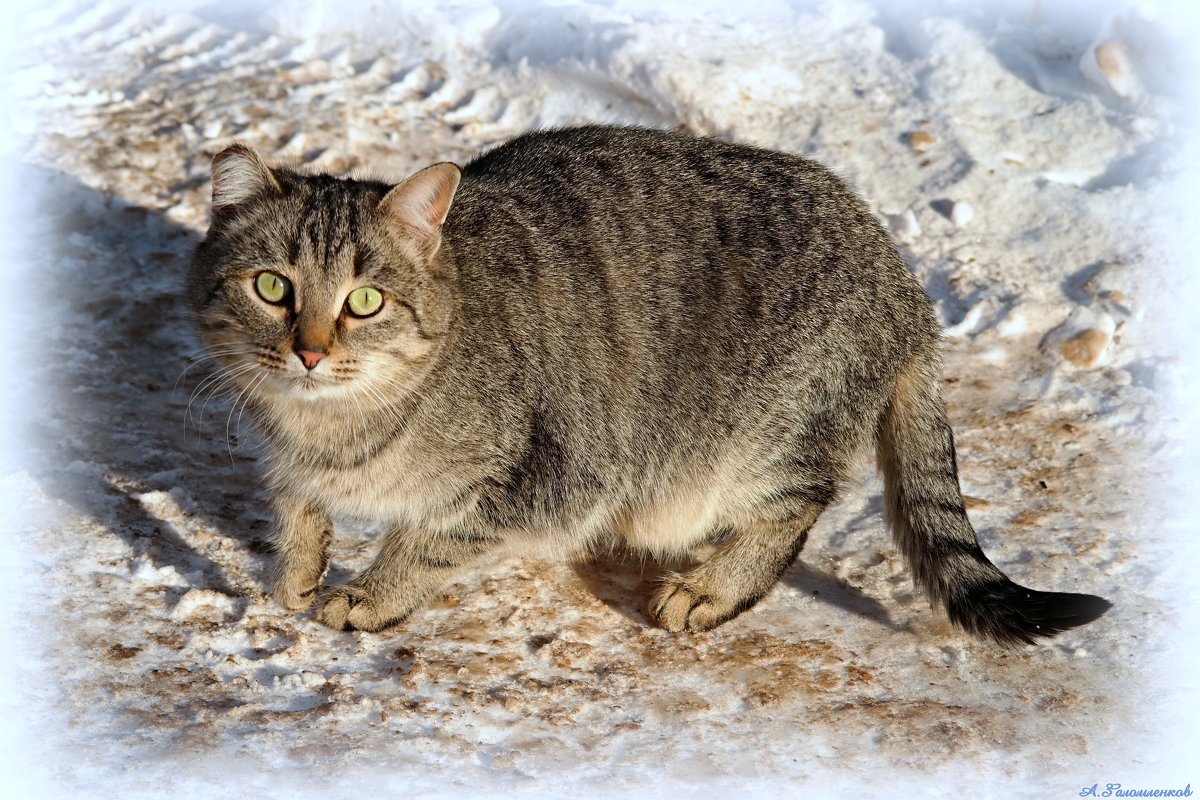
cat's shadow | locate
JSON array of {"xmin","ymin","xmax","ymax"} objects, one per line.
[
  {"xmin": 27, "ymin": 168, "xmax": 270, "ymax": 599},
  {"xmin": 780, "ymin": 561, "xmax": 908, "ymax": 633},
  {"xmin": 568, "ymin": 549, "xmax": 667, "ymax": 626},
  {"xmin": 569, "ymin": 545, "xmax": 905, "ymax": 633}
]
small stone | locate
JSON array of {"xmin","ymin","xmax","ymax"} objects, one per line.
[
  {"xmin": 1060, "ymin": 329, "xmax": 1110, "ymax": 367},
  {"xmin": 1094, "ymin": 40, "xmax": 1134, "ymax": 96},
  {"xmin": 1081, "ymin": 37, "xmax": 1138, "ymax": 98},
  {"xmin": 1043, "ymin": 306, "xmax": 1116, "ymax": 368},
  {"xmin": 907, "ymin": 130, "xmax": 936, "ymax": 153},
  {"xmin": 950, "ymin": 201, "xmax": 974, "ymax": 226}
]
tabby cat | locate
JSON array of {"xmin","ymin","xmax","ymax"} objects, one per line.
[{"xmin": 188, "ymin": 126, "xmax": 1110, "ymax": 644}]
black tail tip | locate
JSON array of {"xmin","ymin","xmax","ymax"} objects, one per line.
[{"xmin": 948, "ymin": 581, "xmax": 1112, "ymax": 646}]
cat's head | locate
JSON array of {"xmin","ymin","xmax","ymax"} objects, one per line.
[{"xmin": 188, "ymin": 144, "xmax": 461, "ymax": 408}]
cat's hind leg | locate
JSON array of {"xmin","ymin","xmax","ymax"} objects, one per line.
[
  {"xmin": 649, "ymin": 502, "xmax": 825, "ymax": 632},
  {"xmin": 314, "ymin": 527, "xmax": 500, "ymax": 632}
]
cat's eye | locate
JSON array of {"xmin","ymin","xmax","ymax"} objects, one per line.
[
  {"xmin": 346, "ymin": 286, "xmax": 384, "ymax": 317},
  {"xmin": 255, "ymin": 271, "xmax": 291, "ymax": 304}
]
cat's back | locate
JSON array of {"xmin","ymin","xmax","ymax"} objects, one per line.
[
  {"xmin": 442, "ymin": 126, "xmax": 934, "ymax": 362},
  {"xmin": 453, "ymin": 125, "xmax": 846, "ymax": 226},
  {"xmin": 450, "ymin": 125, "xmax": 915, "ymax": 293}
]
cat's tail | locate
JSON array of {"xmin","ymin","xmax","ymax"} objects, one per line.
[{"xmin": 876, "ymin": 357, "xmax": 1111, "ymax": 645}]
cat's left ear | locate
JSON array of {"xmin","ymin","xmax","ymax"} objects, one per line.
[{"xmin": 378, "ymin": 162, "xmax": 461, "ymax": 257}]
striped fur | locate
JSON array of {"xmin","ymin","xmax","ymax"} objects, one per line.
[
  {"xmin": 878, "ymin": 359, "xmax": 1110, "ymax": 643},
  {"xmin": 188, "ymin": 126, "xmax": 1109, "ymax": 644}
]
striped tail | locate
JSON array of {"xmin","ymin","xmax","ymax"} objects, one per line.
[{"xmin": 876, "ymin": 359, "xmax": 1111, "ymax": 645}]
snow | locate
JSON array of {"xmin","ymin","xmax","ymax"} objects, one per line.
[{"xmin": 3, "ymin": 0, "xmax": 1200, "ymax": 797}]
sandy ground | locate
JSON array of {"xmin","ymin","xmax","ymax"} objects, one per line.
[{"xmin": 3, "ymin": 1, "xmax": 1199, "ymax": 797}]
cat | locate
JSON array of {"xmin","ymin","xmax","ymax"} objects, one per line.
[{"xmin": 188, "ymin": 125, "xmax": 1111, "ymax": 644}]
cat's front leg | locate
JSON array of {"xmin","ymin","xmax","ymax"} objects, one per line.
[
  {"xmin": 314, "ymin": 527, "xmax": 500, "ymax": 632},
  {"xmin": 269, "ymin": 493, "xmax": 333, "ymax": 611}
]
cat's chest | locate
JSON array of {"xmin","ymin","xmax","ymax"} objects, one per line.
[
  {"xmin": 285, "ymin": 450, "xmax": 467, "ymax": 528},
  {"xmin": 266, "ymin": 418, "xmax": 470, "ymax": 529}
]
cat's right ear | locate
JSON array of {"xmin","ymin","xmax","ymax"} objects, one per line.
[
  {"xmin": 210, "ymin": 143, "xmax": 281, "ymax": 217},
  {"xmin": 378, "ymin": 162, "xmax": 462, "ymax": 258}
]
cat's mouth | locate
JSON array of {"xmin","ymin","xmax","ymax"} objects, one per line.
[
  {"xmin": 238, "ymin": 349, "xmax": 388, "ymax": 403},
  {"xmin": 287, "ymin": 366, "xmax": 350, "ymax": 390},
  {"xmin": 245, "ymin": 359, "xmax": 353, "ymax": 399},
  {"xmin": 250, "ymin": 348, "xmax": 360, "ymax": 394}
]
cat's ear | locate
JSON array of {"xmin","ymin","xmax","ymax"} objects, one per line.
[
  {"xmin": 378, "ymin": 162, "xmax": 461, "ymax": 256},
  {"xmin": 210, "ymin": 143, "xmax": 281, "ymax": 215}
]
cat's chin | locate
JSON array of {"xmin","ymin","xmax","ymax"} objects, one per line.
[
  {"xmin": 259, "ymin": 373, "xmax": 356, "ymax": 402},
  {"xmin": 288, "ymin": 381, "xmax": 354, "ymax": 401}
]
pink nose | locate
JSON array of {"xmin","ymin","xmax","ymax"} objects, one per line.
[{"xmin": 295, "ymin": 349, "xmax": 326, "ymax": 370}]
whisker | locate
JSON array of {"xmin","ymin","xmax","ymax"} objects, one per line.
[
  {"xmin": 356, "ymin": 380, "xmax": 410, "ymax": 429},
  {"xmin": 235, "ymin": 373, "xmax": 268, "ymax": 444},
  {"xmin": 186, "ymin": 362, "xmax": 260, "ymax": 433},
  {"xmin": 178, "ymin": 343, "xmax": 251, "ymax": 363},
  {"xmin": 226, "ymin": 372, "xmax": 268, "ymax": 464},
  {"xmin": 172, "ymin": 346, "xmax": 258, "ymax": 394},
  {"xmin": 186, "ymin": 361, "xmax": 255, "ymax": 413},
  {"xmin": 347, "ymin": 382, "xmax": 372, "ymax": 461}
]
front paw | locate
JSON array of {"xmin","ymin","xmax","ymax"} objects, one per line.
[
  {"xmin": 272, "ymin": 570, "xmax": 323, "ymax": 611},
  {"xmin": 313, "ymin": 583, "xmax": 411, "ymax": 632}
]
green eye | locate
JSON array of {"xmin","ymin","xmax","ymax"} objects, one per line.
[
  {"xmin": 346, "ymin": 286, "xmax": 384, "ymax": 317},
  {"xmin": 255, "ymin": 271, "xmax": 290, "ymax": 304}
]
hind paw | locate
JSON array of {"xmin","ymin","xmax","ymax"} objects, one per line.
[{"xmin": 649, "ymin": 576, "xmax": 743, "ymax": 632}]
